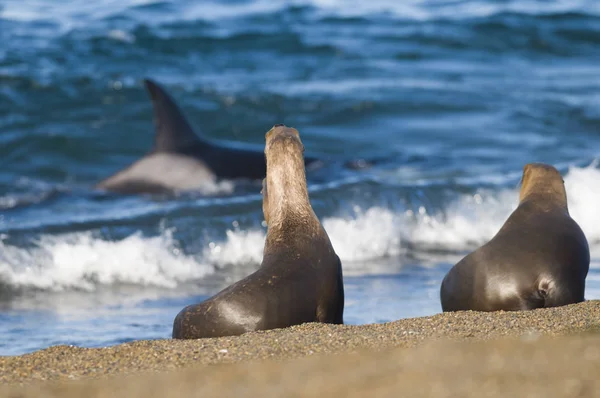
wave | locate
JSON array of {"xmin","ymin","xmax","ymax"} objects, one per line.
[
  {"xmin": 2, "ymin": 163, "xmax": 599, "ymax": 292},
  {"xmin": 4, "ymin": 0, "xmax": 600, "ymax": 27},
  {"xmin": 308, "ymin": 0, "xmax": 600, "ymax": 20},
  {"xmin": 0, "ymin": 230, "xmax": 212, "ymax": 291},
  {"xmin": 377, "ymin": 163, "xmax": 600, "ymax": 252},
  {"xmin": 3, "ymin": 0, "xmax": 599, "ymax": 102},
  {"xmin": 321, "ymin": 163, "xmax": 600, "ymax": 257}
]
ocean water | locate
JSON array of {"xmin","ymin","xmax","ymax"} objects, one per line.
[{"xmin": 2, "ymin": 0, "xmax": 600, "ymax": 356}]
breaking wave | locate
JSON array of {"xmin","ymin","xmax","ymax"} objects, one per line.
[
  {"xmin": 0, "ymin": 230, "xmax": 211, "ymax": 291},
  {"xmin": 2, "ymin": 164, "xmax": 599, "ymax": 291}
]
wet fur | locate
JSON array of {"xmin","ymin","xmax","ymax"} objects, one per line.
[
  {"xmin": 440, "ymin": 163, "xmax": 589, "ymax": 312},
  {"xmin": 172, "ymin": 125, "xmax": 344, "ymax": 339}
]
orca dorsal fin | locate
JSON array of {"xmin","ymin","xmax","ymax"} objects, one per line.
[{"xmin": 144, "ymin": 79, "xmax": 206, "ymax": 153}]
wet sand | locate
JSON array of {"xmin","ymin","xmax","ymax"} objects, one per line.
[{"xmin": 2, "ymin": 300, "xmax": 600, "ymax": 397}]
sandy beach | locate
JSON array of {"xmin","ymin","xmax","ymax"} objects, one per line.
[{"xmin": 2, "ymin": 300, "xmax": 600, "ymax": 397}]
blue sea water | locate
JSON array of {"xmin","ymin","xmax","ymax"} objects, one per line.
[{"xmin": 2, "ymin": 0, "xmax": 600, "ymax": 356}]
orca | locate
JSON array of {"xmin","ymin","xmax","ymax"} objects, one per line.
[{"xmin": 95, "ymin": 79, "xmax": 323, "ymax": 195}]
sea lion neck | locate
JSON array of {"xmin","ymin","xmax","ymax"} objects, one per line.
[{"xmin": 263, "ymin": 142, "xmax": 313, "ymax": 233}]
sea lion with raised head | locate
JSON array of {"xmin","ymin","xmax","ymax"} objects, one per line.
[
  {"xmin": 440, "ymin": 163, "xmax": 589, "ymax": 312},
  {"xmin": 172, "ymin": 124, "xmax": 344, "ymax": 339}
]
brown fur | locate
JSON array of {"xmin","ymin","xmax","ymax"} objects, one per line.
[
  {"xmin": 263, "ymin": 126, "xmax": 320, "ymax": 248},
  {"xmin": 261, "ymin": 178, "xmax": 269, "ymax": 225},
  {"xmin": 441, "ymin": 162, "xmax": 589, "ymax": 312},
  {"xmin": 172, "ymin": 125, "xmax": 344, "ymax": 339},
  {"xmin": 519, "ymin": 163, "xmax": 568, "ymax": 210}
]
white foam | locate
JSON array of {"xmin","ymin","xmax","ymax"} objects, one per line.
[
  {"xmin": 408, "ymin": 163, "xmax": 600, "ymax": 252},
  {"xmin": 323, "ymin": 206, "xmax": 404, "ymax": 260},
  {"xmin": 3, "ymin": 164, "xmax": 600, "ymax": 289},
  {"xmin": 0, "ymin": 230, "xmax": 212, "ymax": 291},
  {"xmin": 203, "ymin": 229, "xmax": 265, "ymax": 267},
  {"xmin": 199, "ymin": 207, "xmax": 405, "ymax": 270},
  {"xmin": 408, "ymin": 190, "xmax": 517, "ymax": 252},
  {"xmin": 564, "ymin": 162, "xmax": 600, "ymax": 244},
  {"xmin": 201, "ymin": 163, "xmax": 600, "ymax": 269}
]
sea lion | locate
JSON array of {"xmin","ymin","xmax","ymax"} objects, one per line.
[
  {"xmin": 172, "ymin": 125, "xmax": 344, "ymax": 339},
  {"xmin": 95, "ymin": 79, "xmax": 324, "ymax": 195},
  {"xmin": 440, "ymin": 163, "xmax": 589, "ymax": 312}
]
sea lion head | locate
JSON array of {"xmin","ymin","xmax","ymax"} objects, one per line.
[
  {"xmin": 264, "ymin": 124, "xmax": 306, "ymax": 190},
  {"xmin": 519, "ymin": 163, "xmax": 567, "ymax": 209},
  {"xmin": 265, "ymin": 124, "xmax": 304, "ymax": 157}
]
